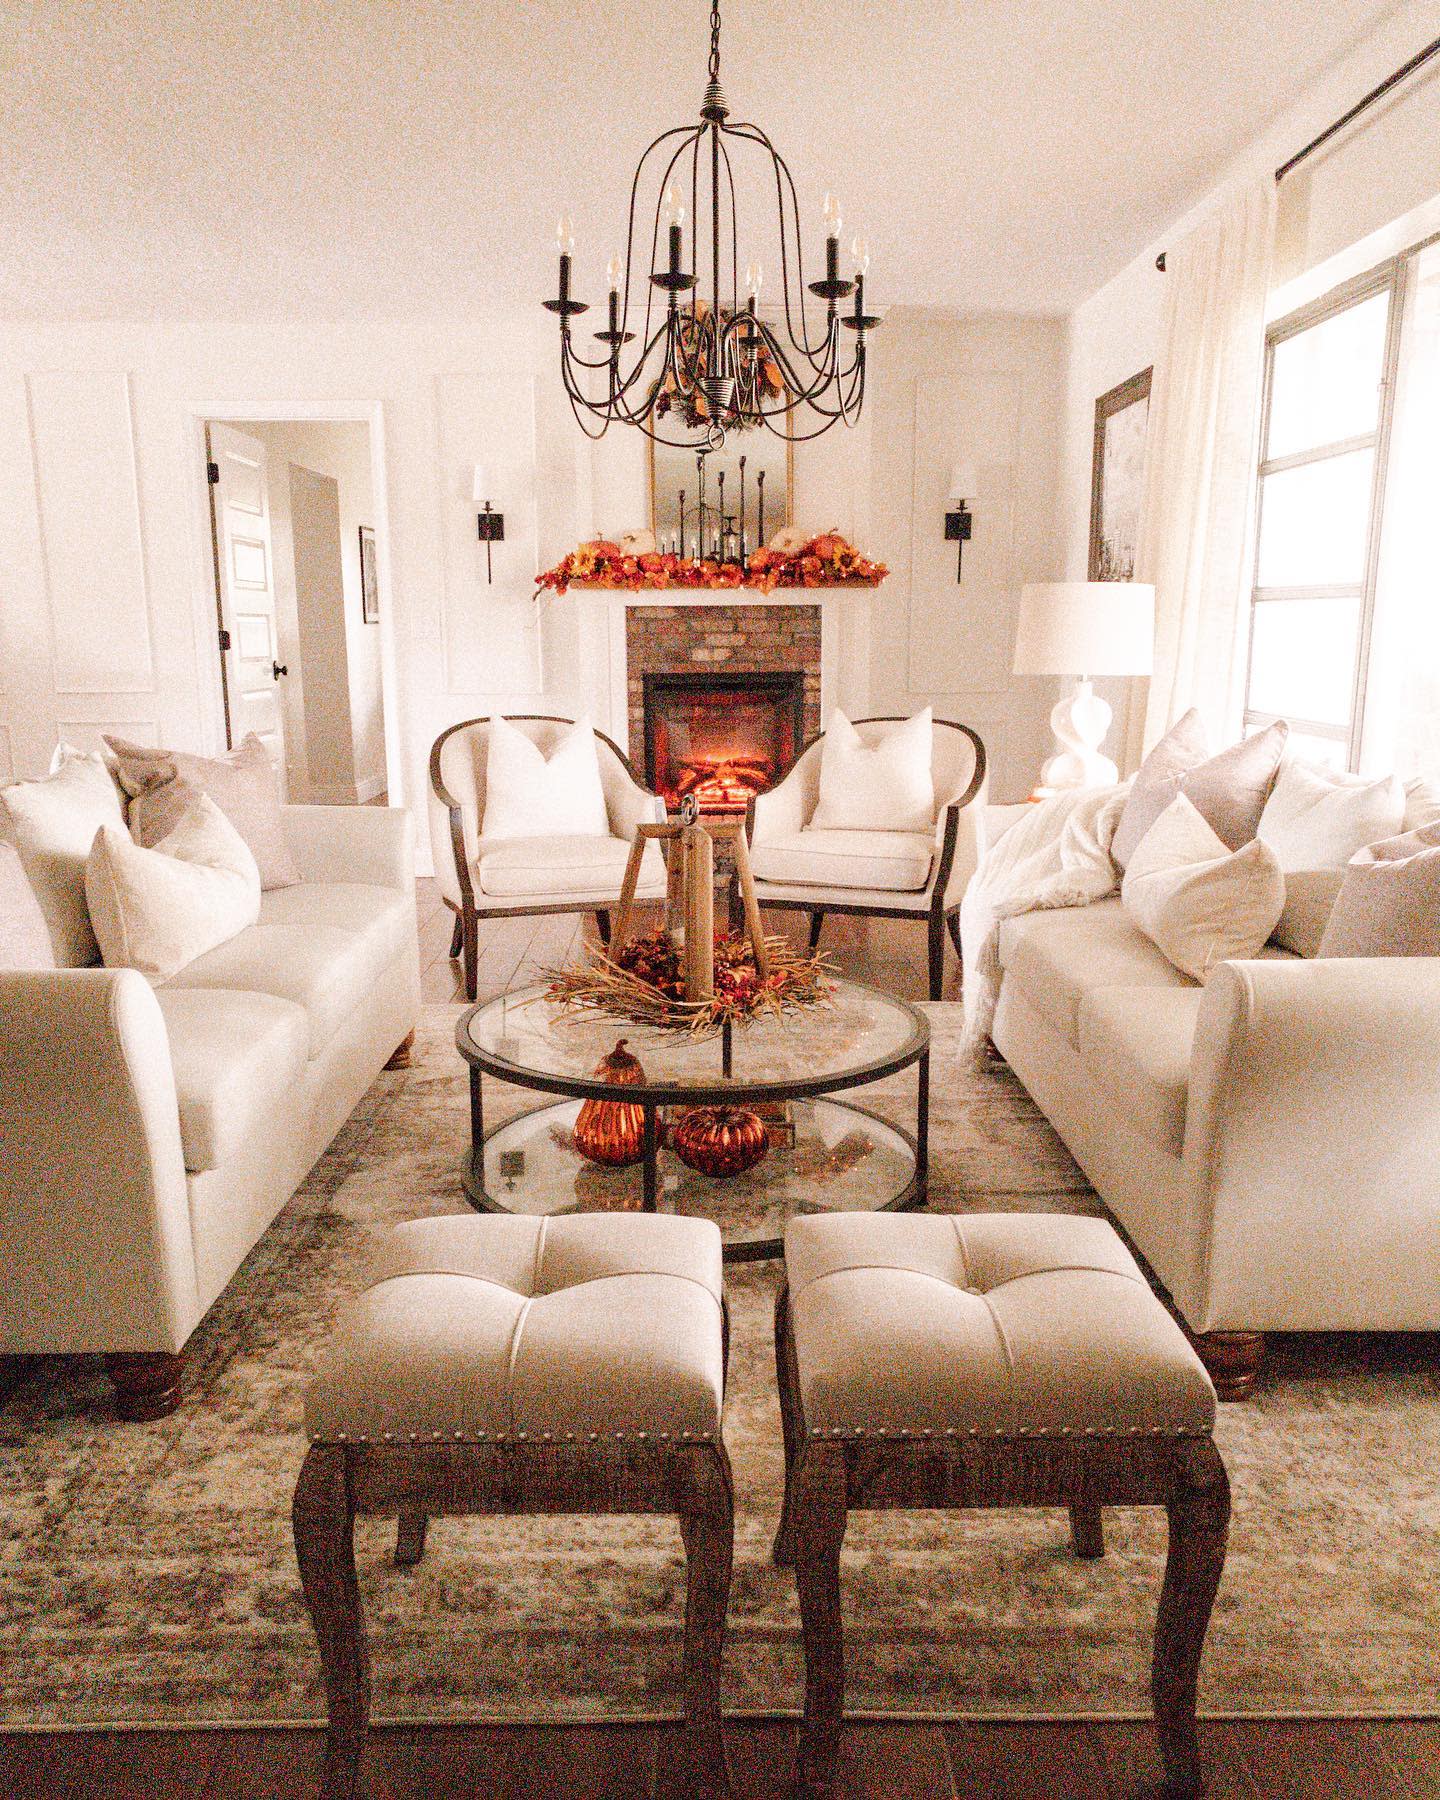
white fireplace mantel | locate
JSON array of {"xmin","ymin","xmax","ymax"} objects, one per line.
[{"xmin": 577, "ymin": 587, "xmax": 874, "ymax": 756}]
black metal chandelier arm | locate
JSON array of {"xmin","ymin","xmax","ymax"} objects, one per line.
[
  {"xmin": 723, "ymin": 119, "xmax": 830, "ymax": 361},
  {"xmin": 717, "ymin": 130, "xmax": 740, "ymax": 329},
  {"xmin": 618, "ymin": 123, "xmax": 704, "ymax": 346},
  {"xmin": 738, "ymin": 313, "xmax": 846, "ymax": 412},
  {"xmin": 756, "ymin": 357, "xmax": 865, "ymax": 440}
]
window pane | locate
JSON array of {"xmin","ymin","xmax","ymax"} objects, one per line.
[
  {"xmin": 1282, "ymin": 731, "xmax": 1350, "ymax": 770},
  {"xmin": 1267, "ymin": 291, "xmax": 1390, "ymax": 459},
  {"xmin": 1248, "ymin": 597, "xmax": 1360, "ymax": 726},
  {"xmin": 1256, "ymin": 448, "xmax": 1374, "ymax": 589}
]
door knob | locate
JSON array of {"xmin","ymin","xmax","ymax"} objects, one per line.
[{"xmin": 272, "ymin": 661, "xmax": 289, "ymax": 680}]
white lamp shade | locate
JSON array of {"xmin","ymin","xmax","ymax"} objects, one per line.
[
  {"xmin": 947, "ymin": 459, "xmax": 978, "ymax": 501},
  {"xmin": 472, "ymin": 463, "xmax": 489, "ymax": 504},
  {"xmin": 1013, "ymin": 582, "xmax": 1155, "ymax": 678}
]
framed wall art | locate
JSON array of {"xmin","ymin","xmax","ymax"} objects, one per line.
[{"xmin": 1089, "ymin": 368, "xmax": 1152, "ymax": 581}]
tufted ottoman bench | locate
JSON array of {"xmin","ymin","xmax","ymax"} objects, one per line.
[
  {"xmin": 293, "ymin": 1213, "xmax": 734, "ymax": 1800},
  {"xmin": 773, "ymin": 1212, "xmax": 1229, "ymax": 1798}
]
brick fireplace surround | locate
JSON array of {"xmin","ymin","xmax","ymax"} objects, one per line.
[{"xmin": 625, "ymin": 603, "xmax": 823, "ymax": 757}]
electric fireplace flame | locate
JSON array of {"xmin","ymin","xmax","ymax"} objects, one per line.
[{"xmin": 643, "ymin": 672, "xmax": 805, "ymax": 817}]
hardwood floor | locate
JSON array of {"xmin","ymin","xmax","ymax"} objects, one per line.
[{"xmin": 6, "ymin": 888, "xmax": 1434, "ymax": 1796}]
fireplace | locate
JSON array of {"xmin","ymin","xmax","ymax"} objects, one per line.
[{"xmin": 642, "ymin": 671, "xmax": 805, "ymax": 816}]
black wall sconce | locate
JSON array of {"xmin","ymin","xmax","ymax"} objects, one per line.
[
  {"xmin": 944, "ymin": 460, "xmax": 976, "ymax": 582},
  {"xmin": 473, "ymin": 463, "xmax": 505, "ymax": 584}
]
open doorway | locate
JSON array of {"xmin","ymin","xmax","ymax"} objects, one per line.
[{"xmin": 205, "ymin": 418, "xmax": 388, "ymax": 804}]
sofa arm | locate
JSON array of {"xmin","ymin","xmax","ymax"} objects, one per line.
[
  {"xmin": 283, "ymin": 804, "xmax": 413, "ymax": 892},
  {"xmin": 0, "ymin": 970, "xmax": 198, "ymax": 1353},
  {"xmin": 1176, "ymin": 957, "xmax": 1440, "ymax": 1331}
]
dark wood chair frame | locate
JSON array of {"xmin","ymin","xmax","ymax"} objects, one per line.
[
  {"xmin": 430, "ymin": 715, "xmax": 665, "ymax": 1002},
  {"xmin": 293, "ymin": 1303, "xmax": 735, "ymax": 1800},
  {"xmin": 741, "ymin": 718, "xmax": 987, "ymax": 1002},
  {"xmin": 771, "ymin": 1283, "xmax": 1230, "ymax": 1799}
]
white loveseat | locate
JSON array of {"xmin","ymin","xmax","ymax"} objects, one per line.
[
  {"xmin": 0, "ymin": 805, "xmax": 420, "ymax": 1418},
  {"xmin": 985, "ymin": 805, "xmax": 1440, "ymax": 1398}
]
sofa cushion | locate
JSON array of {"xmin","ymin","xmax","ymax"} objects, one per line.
[
  {"xmin": 475, "ymin": 834, "xmax": 665, "ymax": 899},
  {"xmin": 998, "ymin": 897, "xmax": 1195, "ymax": 1049},
  {"xmin": 751, "ymin": 828, "xmax": 935, "ymax": 893},
  {"xmin": 154, "ymin": 987, "xmax": 309, "ymax": 1172},
  {"xmin": 162, "ymin": 881, "xmax": 410, "ymax": 1058},
  {"xmin": 1078, "ymin": 987, "xmax": 1203, "ymax": 1158}
]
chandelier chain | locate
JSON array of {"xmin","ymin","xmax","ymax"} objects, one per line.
[{"xmin": 708, "ymin": 1, "xmax": 721, "ymax": 82}]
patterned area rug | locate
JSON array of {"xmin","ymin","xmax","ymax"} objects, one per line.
[{"xmin": 3, "ymin": 1002, "xmax": 1438, "ymax": 1727}]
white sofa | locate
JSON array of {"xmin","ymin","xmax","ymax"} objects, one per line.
[
  {"xmin": 984, "ymin": 806, "xmax": 1440, "ymax": 1398},
  {"xmin": 0, "ymin": 805, "xmax": 420, "ymax": 1418}
]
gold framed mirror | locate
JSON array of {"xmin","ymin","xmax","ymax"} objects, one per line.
[{"xmin": 648, "ymin": 429, "xmax": 794, "ymax": 560}]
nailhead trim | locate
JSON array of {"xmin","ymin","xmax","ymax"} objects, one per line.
[
  {"xmin": 804, "ymin": 1423, "xmax": 1215, "ymax": 1441},
  {"xmin": 316, "ymin": 1427, "xmax": 715, "ymax": 1446}
]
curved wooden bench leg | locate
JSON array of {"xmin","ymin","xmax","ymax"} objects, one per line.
[
  {"xmin": 1152, "ymin": 1441, "xmax": 1230, "ymax": 1798},
  {"xmin": 1069, "ymin": 1502, "xmax": 1105, "ymax": 1560},
  {"xmin": 668, "ymin": 1443, "xmax": 734, "ymax": 1798},
  {"xmin": 793, "ymin": 1443, "xmax": 849, "ymax": 1798},
  {"xmin": 772, "ymin": 1282, "xmax": 802, "ymax": 1568},
  {"xmin": 394, "ymin": 1510, "xmax": 428, "ymax": 1567},
  {"xmin": 293, "ymin": 1446, "xmax": 371, "ymax": 1800}
]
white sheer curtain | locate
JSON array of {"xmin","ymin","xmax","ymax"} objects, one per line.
[{"xmin": 1133, "ymin": 180, "xmax": 1276, "ymax": 759}]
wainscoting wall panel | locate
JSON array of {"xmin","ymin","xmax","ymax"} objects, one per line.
[
  {"xmin": 25, "ymin": 372, "xmax": 156, "ymax": 696},
  {"xmin": 433, "ymin": 372, "xmax": 541, "ymax": 696},
  {"xmin": 0, "ymin": 727, "xmax": 13, "ymax": 782},
  {"xmin": 54, "ymin": 720, "xmax": 159, "ymax": 756}
]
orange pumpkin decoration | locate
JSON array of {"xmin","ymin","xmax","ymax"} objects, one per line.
[
  {"xmin": 672, "ymin": 1105, "xmax": 770, "ymax": 1179},
  {"xmin": 572, "ymin": 1039, "xmax": 647, "ymax": 1168}
]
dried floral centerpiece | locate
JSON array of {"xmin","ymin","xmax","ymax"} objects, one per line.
[{"xmin": 535, "ymin": 530, "xmax": 887, "ymax": 598}]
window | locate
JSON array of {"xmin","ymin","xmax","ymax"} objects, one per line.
[
  {"xmin": 1246, "ymin": 238, "xmax": 1440, "ymax": 780},
  {"xmin": 1244, "ymin": 276, "xmax": 1398, "ymax": 764}
]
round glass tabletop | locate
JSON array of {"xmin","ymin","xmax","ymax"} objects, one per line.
[{"xmin": 456, "ymin": 976, "xmax": 928, "ymax": 1104}]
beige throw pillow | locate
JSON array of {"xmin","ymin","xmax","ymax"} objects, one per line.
[
  {"xmin": 0, "ymin": 745, "xmax": 126, "ymax": 965},
  {"xmin": 0, "ymin": 842, "xmax": 56, "ymax": 969},
  {"xmin": 1317, "ymin": 823, "xmax": 1440, "ymax": 959},
  {"xmin": 105, "ymin": 733, "xmax": 299, "ymax": 890},
  {"xmin": 482, "ymin": 715, "xmax": 610, "ymax": 842},
  {"xmin": 810, "ymin": 708, "xmax": 935, "ymax": 834},
  {"xmin": 1122, "ymin": 795, "xmax": 1285, "ymax": 982},
  {"xmin": 1258, "ymin": 759, "xmax": 1405, "ymax": 956},
  {"xmin": 1110, "ymin": 708, "xmax": 1209, "ymax": 871},
  {"xmin": 85, "ymin": 792, "xmax": 262, "ymax": 982}
]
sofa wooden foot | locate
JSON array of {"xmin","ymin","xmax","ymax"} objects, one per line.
[
  {"xmin": 106, "ymin": 1351, "xmax": 184, "ymax": 1421},
  {"xmin": 384, "ymin": 1030, "xmax": 415, "ymax": 1071},
  {"xmin": 1193, "ymin": 1330, "xmax": 1266, "ymax": 1401}
]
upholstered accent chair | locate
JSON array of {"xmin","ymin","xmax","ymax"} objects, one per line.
[
  {"xmin": 743, "ymin": 717, "xmax": 986, "ymax": 1000},
  {"xmin": 429, "ymin": 715, "xmax": 667, "ymax": 1000}
]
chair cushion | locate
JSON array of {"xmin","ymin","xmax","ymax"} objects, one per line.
[
  {"xmin": 154, "ymin": 987, "xmax": 309, "ymax": 1172},
  {"xmin": 1078, "ymin": 987, "xmax": 1203, "ymax": 1157},
  {"xmin": 751, "ymin": 829, "xmax": 935, "ymax": 892},
  {"xmin": 476, "ymin": 834, "xmax": 666, "ymax": 899},
  {"xmin": 304, "ymin": 1214, "xmax": 725, "ymax": 1442},
  {"xmin": 998, "ymin": 897, "xmax": 1194, "ymax": 1049},
  {"xmin": 161, "ymin": 881, "xmax": 410, "ymax": 1057},
  {"xmin": 784, "ymin": 1212, "xmax": 1216, "ymax": 1438}
]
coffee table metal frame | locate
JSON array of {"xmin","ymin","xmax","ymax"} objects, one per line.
[{"xmin": 456, "ymin": 978, "xmax": 931, "ymax": 1262}]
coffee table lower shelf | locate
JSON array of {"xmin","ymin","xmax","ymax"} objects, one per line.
[{"xmin": 462, "ymin": 1096, "xmax": 923, "ymax": 1263}]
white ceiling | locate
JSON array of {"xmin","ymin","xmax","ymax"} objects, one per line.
[{"xmin": 0, "ymin": 0, "xmax": 1405, "ymax": 322}]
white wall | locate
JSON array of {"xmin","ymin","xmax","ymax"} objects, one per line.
[
  {"xmin": 1055, "ymin": 0, "xmax": 1440, "ymax": 765},
  {"xmin": 233, "ymin": 419, "xmax": 383, "ymax": 802}
]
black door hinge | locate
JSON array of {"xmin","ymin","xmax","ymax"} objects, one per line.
[
  {"xmin": 207, "ymin": 460, "xmax": 220, "ymax": 484},
  {"xmin": 218, "ymin": 628, "xmax": 232, "ymax": 652}
]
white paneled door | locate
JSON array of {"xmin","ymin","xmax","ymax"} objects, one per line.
[{"xmin": 207, "ymin": 423, "xmax": 291, "ymax": 796}]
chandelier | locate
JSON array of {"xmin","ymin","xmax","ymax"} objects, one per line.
[{"xmin": 543, "ymin": 0, "xmax": 879, "ymax": 448}]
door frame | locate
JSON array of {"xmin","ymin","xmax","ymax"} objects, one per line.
[{"xmin": 184, "ymin": 400, "xmax": 403, "ymax": 809}]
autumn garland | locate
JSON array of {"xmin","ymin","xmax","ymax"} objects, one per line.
[{"xmin": 534, "ymin": 533, "xmax": 888, "ymax": 598}]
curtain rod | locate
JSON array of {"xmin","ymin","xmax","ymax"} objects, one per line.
[{"xmin": 1156, "ymin": 32, "xmax": 1440, "ymax": 272}]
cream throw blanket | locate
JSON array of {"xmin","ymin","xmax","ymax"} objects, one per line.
[{"xmin": 959, "ymin": 784, "xmax": 1130, "ymax": 1062}]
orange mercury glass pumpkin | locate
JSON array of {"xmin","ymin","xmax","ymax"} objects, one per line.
[
  {"xmin": 672, "ymin": 1105, "xmax": 770, "ymax": 1179},
  {"xmin": 572, "ymin": 1039, "xmax": 647, "ymax": 1168}
]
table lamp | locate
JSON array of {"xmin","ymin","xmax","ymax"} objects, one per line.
[{"xmin": 1013, "ymin": 582, "xmax": 1154, "ymax": 791}]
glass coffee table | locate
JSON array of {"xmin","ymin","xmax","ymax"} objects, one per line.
[{"xmin": 456, "ymin": 977, "xmax": 930, "ymax": 1261}]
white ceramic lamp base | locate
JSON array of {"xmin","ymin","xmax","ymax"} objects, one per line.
[{"xmin": 1037, "ymin": 677, "xmax": 1118, "ymax": 793}]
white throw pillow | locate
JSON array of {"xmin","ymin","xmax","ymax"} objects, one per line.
[
  {"xmin": 0, "ymin": 745, "xmax": 126, "ymax": 966},
  {"xmin": 85, "ymin": 792, "xmax": 262, "ymax": 983},
  {"xmin": 810, "ymin": 708, "xmax": 935, "ymax": 834},
  {"xmin": 1258, "ymin": 759, "xmax": 1405, "ymax": 957},
  {"xmin": 482, "ymin": 716, "xmax": 611, "ymax": 843},
  {"xmin": 1122, "ymin": 794, "xmax": 1285, "ymax": 982}
]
